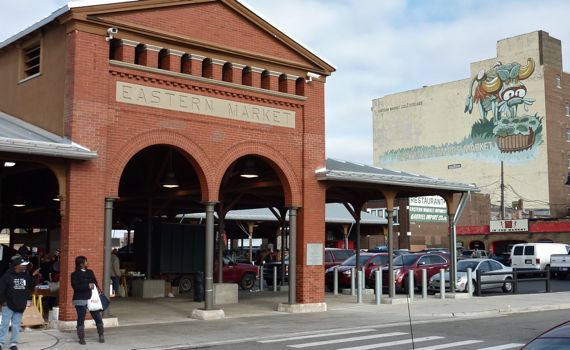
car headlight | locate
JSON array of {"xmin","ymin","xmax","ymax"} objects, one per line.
[{"xmin": 342, "ymin": 270, "xmax": 351, "ymax": 276}]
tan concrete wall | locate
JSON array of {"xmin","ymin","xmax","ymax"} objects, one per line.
[
  {"xmin": 0, "ymin": 25, "xmax": 66, "ymax": 135},
  {"xmin": 373, "ymin": 32, "xmax": 551, "ymax": 212}
]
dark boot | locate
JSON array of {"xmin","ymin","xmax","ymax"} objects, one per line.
[
  {"xmin": 96, "ymin": 323, "xmax": 105, "ymax": 343},
  {"xmin": 77, "ymin": 326, "xmax": 86, "ymax": 345}
]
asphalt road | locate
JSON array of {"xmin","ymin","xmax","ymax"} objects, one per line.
[{"xmin": 196, "ymin": 310, "xmax": 570, "ymax": 350}]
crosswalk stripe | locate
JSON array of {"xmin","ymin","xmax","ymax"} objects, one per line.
[
  {"xmin": 477, "ymin": 344, "xmax": 525, "ymax": 350},
  {"xmin": 258, "ymin": 329, "xmax": 377, "ymax": 343},
  {"xmin": 335, "ymin": 336, "xmax": 444, "ymax": 350},
  {"xmin": 287, "ymin": 332, "xmax": 407, "ymax": 348},
  {"xmin": 409, "ymin": 340, "xmax": 484, "ymax": 350}
]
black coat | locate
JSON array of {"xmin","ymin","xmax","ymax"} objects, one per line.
[
  {"xmin": 71, "ymin": 269, "xmax": 99, "ymax": 301},
  {"xmin": 0, "ymin": 268, "xmax": 35, "ymax": 312}
]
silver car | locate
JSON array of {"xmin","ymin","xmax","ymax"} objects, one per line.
[{"xmin": 429, "ymin": 259, "xmax": 513, "ymax": 293}]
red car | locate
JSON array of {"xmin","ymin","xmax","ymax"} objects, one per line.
[
  {"xmin": 215, "ymin": 256, "xmax": 258, "ymax": 290},
  {"xmin": 325, "ymin": 252, "xmax": 389, "ymax": 290},
  {"xmin": 374, "ymin": 252, "xmax": 450, "ymax": 293},
  {"xmin": 324, "ymin": 248, "xmax": 355, "ymax": 270}
]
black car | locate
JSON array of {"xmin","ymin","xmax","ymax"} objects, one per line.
[{"xmin": 522, "ymin": 320, "xmax": 570, "ymax": 349}]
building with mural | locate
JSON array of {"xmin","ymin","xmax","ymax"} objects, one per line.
[{"xmin": 371, "ymin": 31, "xmax": 570, "ymax": 252}]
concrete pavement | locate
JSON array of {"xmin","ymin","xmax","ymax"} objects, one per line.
[{"xmin": 13, "ymin": 290, "xmax": 570, "ymax": 349}]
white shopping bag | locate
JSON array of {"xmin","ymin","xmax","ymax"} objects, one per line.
[{"xmin": 87, "ymin": 286, "xmax": 103, "ymax": 311}]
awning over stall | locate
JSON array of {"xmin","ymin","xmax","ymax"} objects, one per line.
[{"xmin": 0, "ymin": 111, "xmax": 97, "ymax": 160}]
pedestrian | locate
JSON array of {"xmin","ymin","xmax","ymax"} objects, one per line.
[
  {"xmin": 110, "ymin": 249, "xmax": 121, "ymax": 297},
  {"xmin": 0, "ymin": 256, "xmax": 37, "ymax": 350},
  {"xmin": 71, "ymin": 256, "xmax": 104, "ymax": 345}
]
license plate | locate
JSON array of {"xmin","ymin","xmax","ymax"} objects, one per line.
[{"xmin": 525, "ymin": 259, "xmax": 532, "ymax": 264}]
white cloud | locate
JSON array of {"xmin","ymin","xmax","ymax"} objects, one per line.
[{"xmin": 1, "ymin": 0, "xmax": 569, "ymax": 167}]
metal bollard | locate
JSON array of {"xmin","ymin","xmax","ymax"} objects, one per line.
[
  {"xmin": 357, "ymin": 270, "xmax": 363, "ymax": 304},
  {"xmin": 375, "ymin": 269, "xmax": 382, "ymax": 305},
  {"xmin": 439, "ymin": 268, "xmax": 445, "ymax": 299},
  {"xmin": 258, "ymin": 265, "xmax": 264, "ymax": 292},
  {"xmin": 333, "ymin": 266, "xmax": 339, "ymax": 295},
  {"xmin": 476, "ymin": 269, "xmax": 482, "ymax": 296},
  {"xmin": 421, "ymin": 269, "xmax": 427, "ymax": 299},
  {"xmin": 273, "ymin": 266, "xmax": 277, "ymax": 292},
  {"xmin": 351, "ymin": 267, "xmax": 356, "ymax": 296},
  {"xmin": 546, "ymin": 269, "xmax": 551, "ymax": 293},
  {"xmin": 513, "ymin": 268, "xmax": 518, "ymax": 294},
  {"xmin": 467, "ymin": 268, "xmax": 473, "ymax": 295},
  {"xmin": 408, "ymin": 272, "xmax": 414, "ymax": 300}
]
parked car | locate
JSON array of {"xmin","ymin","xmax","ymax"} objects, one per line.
[
  {"xmin": 373, "ymin": 252, "xmax": 450, "ymax": 293},
  {"xmin": 215, "ymin": 256, "xmax": 259, "ymax": 290},
  {"xmin": 521, "ymin": 320, "xmax": 570, "ymax": 349},
  {"xmin": 324, "ymin": 252, "xmax": 389, "ymax": 290},
  {"xmin": 510, "ymin": 243, "xmax": 570, "ymax": 271},
  {"xmin": 263, "ymin": 248, "xmax": 354, "ymax": 286},
  {"xmin": 324, "ymin": 248, "xmax": 355, "ymax": 270},
  {"xmin": 428, "ymin": 258, "xmax": 513, "ymax": 293},
  {"xmin": 458, "ymin": 249, "xmax": 489, "ymax": 260},
  {"xmin": 550, "ymin": 253, "xmax": 570, "ymax": 279}
]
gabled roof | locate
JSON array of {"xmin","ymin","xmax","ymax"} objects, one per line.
[
  {"xmin": 180, "ymin": 203, "xmax": 386, "ymax": 225},
  {"xmin": 0, "ymin": 111, "xmax": 97, "ymax": 160},
  {"xmin": 317, "ymin": 158, "xmax": 479, "ymax": 193},
  {"xmin": 0, "ymin": 0, "xmax": 335, "ymax": 73}
]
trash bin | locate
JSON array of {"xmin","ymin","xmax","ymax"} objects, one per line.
[{"xmin": 193, "ymin": 272, "xmax": 204, "ymax": 302}]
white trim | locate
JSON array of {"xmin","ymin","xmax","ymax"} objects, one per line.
[
  {"xmin": 120, "ymin": 39, "xmax": 139, "ymax": 47},
  {"xmin": 68, "ymin": 0, "xmax": 137, "ymax": 8},
  {"xmin": 287, "ymin": 74, "xmax": 300, "ymax": 80},
  {"xmin": 232, "ymin": 63, "xmax": 247, "ymax": 69},
  {"xmin": 250, "ymin": 67, "xmax": 265, "ymax": 74},
  {"xmin": 211, "ymin": 58, "xmax": 226, "ymax": 66},
  {"xmin": 168, "ymin": 49, "xmax": 185, "ymax": 57},
  {"xmin": 269, "ymin": 71, "xmax": 282, "ymax": 77},
  {"xmin": 144, "ymin": 44, "xmax": 162, "ymax": 52},
  {"xmin": 190, "ymin": 54, "xmax": 206, "ymax": 61}
]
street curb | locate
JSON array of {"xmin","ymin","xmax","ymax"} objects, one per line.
[{"xmin": 416, "ymin": 303, "xmax": 570, "ymax": 318}]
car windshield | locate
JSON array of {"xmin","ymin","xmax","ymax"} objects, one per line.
[
  {"xmin": 393, "ymin": 255, "xmax": 418, "ymax": 266},
  {"xmin": 341, "ymin": 255, "xmax": 372, "ymax": 266},
  {"xmin": 332, "ymin": 250, "xmax": 354, "ymax": 261},
  {"xmin": 523, "ymin": 338, "xmax": 570, "ymax": 350},
  {"xmin": 457, "ymin": 261, "xmax": 479, "ymax": 272}
]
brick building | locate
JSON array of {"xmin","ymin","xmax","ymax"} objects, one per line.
[
  {"xmin": 0, "ymin": 0, "xmax": 336, "ymax": 321},
  {"xmin": 371, "ymin": 31, "xmax": 570, "ymax": 252}
]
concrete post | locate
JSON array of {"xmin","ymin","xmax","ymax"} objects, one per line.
[
  {"xmin": 350, "ymin": 267, "xmax": 356, "ymax": 296},
  {"xmin": 357, "ymin": 269, "xmax": 363, "ymax": 304},
  {"xmin": 422, "ymin": 268, "xmax": 427, "ymax": 299},
  {"xmin": 375, "ymin": 269, "xmax": 382, "ymax": 305},
  {"xmin": 387, "ymin": 209, "xmax": 395, "ymax": 298},
  {"xmin": 333, "ymin": 266, "xmax": 339, "ymax": 295},
  {"xmin": 204, "ymin": 202, "xmax": 216, "ymax": 310},
  {"xmin": 408, "ymin": 272, "xmax": 414, "ymax": 301},
  {"xmin": 467, "ymin": 268, "xmax": 473, "ymax": 294},
  {"xmin": 273, "ymin": 266, "xmax": 277, "ymax": 292},
  {"xmin": 440, "ymin": 268, "xmax": 446, "ymax": 299}
]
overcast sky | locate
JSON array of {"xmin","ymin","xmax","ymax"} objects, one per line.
[{"xmin": 1, "ymin": 0, "xmax": 569, "ymax": 165}]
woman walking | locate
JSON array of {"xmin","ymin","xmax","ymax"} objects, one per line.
[{"xmin": 71, "ymin": 256, "xmax": 104, "ymax": 345}]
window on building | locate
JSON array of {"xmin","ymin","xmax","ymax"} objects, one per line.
[
  {"xmin": 278, "ymin": 74, "xmax": 287, "ymax": 93},
  {"xmin": 261, "ymin": 70, "xmax": 270, "ymax": 89},
  {"xmin": 566, "ymin": 103, "xmax": 570, "ymax": 117},
  {"xmin": 21, "ymin": 42, "xmax": 41, "ymax": 79},
  {"xmin": 108, "ymin": 38, "xmax": 121, "ymax": 60},
  {"xmin": 567, "ymin": 129, "xmax": 570, "ymax": 142},
  {"xmin": 242, "ymin": 66, "xmax": 252, "ymax": 86},
  {"xmin": 295, "ymin": 77, "xmax": 305, "ymax": 96},
  {"xmin": 556, "ymin": 75, "xmax": 561, "ymax": 88},
  {"xmin": 158, "ymin": 49, "xmax": 168, "ymax": 70},
  {"xmin": 222, "ymin": 62, "xmax": 232, "ymax": 82},
  {"xmin": 202, "ymin": 58, "xmax": 213, "ymax": 79},
  {"xmin": 134, "ymin": 44, "xmax": 145, "ymax": 65}
]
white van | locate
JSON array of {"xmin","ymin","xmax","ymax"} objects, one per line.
[{"xmin": 510, "ymin": 243, "xmax": 570, "ymax": 270}]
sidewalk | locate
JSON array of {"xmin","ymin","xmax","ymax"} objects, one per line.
[{"xmin": 15, "ymin": 290, "xmax": 570, "ymax": 349}]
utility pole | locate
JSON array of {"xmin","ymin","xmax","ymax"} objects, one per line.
[{"xmin": 500, "ymin": 161, "xmax": 505, "ymax": 219}]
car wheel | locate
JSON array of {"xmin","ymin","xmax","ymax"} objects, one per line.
[
  {"xmin": 240, "ymin": 273, "xmax": 256, "ymax": 290},
  {"xmin": 179, "ymin": 276, "xmax": 193, "ymax": 294},
  {"xmin": 502, "ymin": 277, "xmax": 513, "ymax": 293}
]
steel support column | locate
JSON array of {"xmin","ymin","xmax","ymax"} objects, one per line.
[
  {"xmin": 204, "ymin": 202, "xmax": 217, "ymax": 310},
  {"xmin": 387, "ymin": 208, "xmax": 395, "ymax": 298},
  {"xmin": 103, "ymin": 198, "xmax": 114, "ymax": 316},
  {"xmin": 288, "ymin": 207, "xmax": 297, "ymax": 304}
]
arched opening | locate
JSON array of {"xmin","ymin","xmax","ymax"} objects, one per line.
[
  {"xmin": 295, "ymin": 77, "xmax": 305, "ymax": 96},
  {"xmin": 0, "ymin": 158, "xmax": 61, "ymax": 295},
  {"xmin": 158, "ymin": 48, "xmax": 168, "ymax": 70},
  {"xmin": 181, "ymin": 53, "xmax": 191, "ymax": 74},
  {"xmin": 469, "ymin": 240, "xmax": 485, "ymax": 250},
  {"xmin": 278, "ymin": 74, "xmax": 287, "ymax": 93},
  {"xmin": 114, "ymin": 145, "xmax": 206, "ymax": 295},
  {"xmin": 261, "ymin": 70, "xmax": 270, "ymax": 90},
  {"xmin": 202, "ymin": 58, "xmax": 213, "ymax": 79},
  {"xmin": 222, "ymin": 62, "xmax": 233, "ymax": 82},
  {"xmin": 108, "ymin": 38, "xmax": 121, "ymax": 60},
  {"xmin": 212, "ymin": 155, "xmax": 289, "ymax": 287},
  {"xmin": 242, "ymin": 66, "xmax": 252, "ymax": 86},
  {"xmin": 134, "ymin": 44, "xmax": 145, "ymax": 65}
]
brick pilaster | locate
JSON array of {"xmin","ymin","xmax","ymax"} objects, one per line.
[
  {"xmin": 190, "ymin": 54, "xmax": 205, "ymax": 77},
  {"xmin": 211, "ymin": 58, "xmax": 225, "ymax": 81},
  {"xmin": 139, "ymin": 44, "xmax": 162, "ymax": 68},
  {"xmin": 114, "ymin": 39, "xmax": 138, "ymax": 63},
  {"xmin": 250, "ymin": 67, "xmax": 264, "ymax": 88}
]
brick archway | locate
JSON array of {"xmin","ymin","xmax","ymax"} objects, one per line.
[
  {"xmin": 106, "ymin": 129, "xmax": 214, "ymax": 201},
  {"xmin": 213, "ymin": 141, "xmax": 302, "ymax": 206}
]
